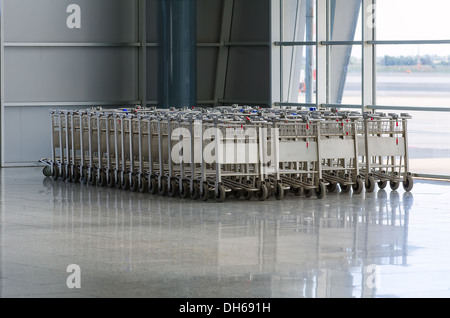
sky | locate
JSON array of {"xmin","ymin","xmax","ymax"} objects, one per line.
[{"xmin": 353, "ymin": 0, "xmax": 450, "ymax": 57}]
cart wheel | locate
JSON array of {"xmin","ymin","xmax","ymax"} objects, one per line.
[
  {"xmin": 315, "ymin": 182, "xmax": 326, "ymax": 199},
  {"xmin": 233, "ymin": 189, "xmax": 242, "ymax": 199},
  {"xmin": 293, "ymin": 187, "xmax": 302, "ymax": 197},
  {"xmin": 43, "ymin": 166, "xmax": 52, "ymax": 177},
  {"xmin": 190, "ymin": 183, "xmax": 200, "ymax": 200},
  {"xmin": 158, "ymin": 179, "xmax": 168, "ymax": 196},
  {"xmin": 200, "ymin": 183, "xmax": 209, "ymax": 201},
  {"xmin": 98, "ymin": 172, "xmax": 106, "ymax": 187},
  {"xmin": 353, "ymin": 178, "xmax": 364, "ymax": 194},
  {"xmin": 72, "ymin": 168, "xmax": 80, "ymax": 184},
  {"xmin": 69, "ymin": 166, "xmax": 75, "ymax": 183},
  {"xmin": 378, "ymin": 180, "xmax": 388, "ymax": 190},
  {"xmin": 107, "ymin": 172, "xmax": 115, "ymax": 188},
  {"xmin": 51, "ymin": 165, "xmax": 60, "ymax": 181},
  {"xmin": 327, "ymin": 183, "xmax": 337, "ymax": 193},
  {"xmin": 88, "ymin": 170, "xmax": 96, "ymax": 186},
  {"xmin": 274, "ymin": 183, "xmax": 284, "ymax": 200},
  {"xmin": 80, "ymin": 169, "xmax": 88, "ymax": 185},
  {"xmin": 168, "ymin": 180, "xmax": 178, "ymax": 197},
  {"xmin": 390, "ymin": 180, "xmax": 400, "ymax": 191},
  {"xmin": 304, "ymin": 188, "xmax": 313, "ymax": 198},
  {"xmin": 138, "ymin": 177, "xmax": 148, "ymax": 193},
  {"xmin": 149, "ymin": 178, "xmax": 157, "ymax": 194},
  {"xmin": 60, "ymin": 166, "xmax": 67, "ymax": 182},
  {"xmin": 256, "ymin": 184, "xmax": 269, "ymax": 201},
  {"xmin": 403, "ymin": 175, "xmax": 414, "ymax": 192},
  {"xmin": 243, "ymin": 190, "xmax": 253, "ymax": 200},
  {"xmin": 129, "ymin": 175, "xmax": 138, "ymax": 192},
  {"xmin": 215, "ymin": 185, "xmax": 226, "ymax": 203},
  {"xmin": 340, "ymin": 183, "xmax": 351, "ymax": 193},
  {"xmin": 121, "ymin": 175, "xmax": 130, "ymax": 190},
  {"xmin": 179, "ymin": 182, "xmax": 189, "ymax": 198},
  {"xmin": 365, "ymin": 176, "xmax": 376, "ymax": 193},
  {"xmin": 114, "ymin": 174, "xmax": 122, "ymax": 189},
  {"xmin": 66, "ymin": 166, "xmax": 72, "ymax": 183}
]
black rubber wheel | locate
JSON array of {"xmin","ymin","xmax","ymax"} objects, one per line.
[
  {"xmin": 138, "ymin": 177, "xmax": 148, "ymax": 193},
  {"xmin": 215, "ymin": 185, "xmax": 226, "ymax": 203},
  {"xmin": 256, "ymin": 184, "xmax": 269, "ymax": 201},
  {"xmin": 114, "ymin": 173, "xmax": 122, "ymax": 189},
  {"xmin": 168, "ymin": 180, "xmax": 178, "ymax": 197},
  {"xmin": 378, "ymin": 180, "xmax": 388, "ymax": 190},
  {"xmin": 179, "ymin": 182, "xmax": 189, "ymax": 198},
  {"xmin": 43, "ymin": 166, "xmax": 52, "ymax": 177},
  {"xmin": 72, "ymin": 168, "xmax": 80, "ymax": 184},
  {"xmin": 315, "ymin": 182, "xmax": 326, "ymax": 199},
  {"xmin": 129, "ymin": 175, "xmax": 138, "ymax": 192},
  {"xmin": 51, "ymin": 165, "xmax": 60, "ymax": 181},
  {"xmin": 65, "ymin": 166, "xmax": 72, "ymax": 182},
  {"xmin": 149, "ymin": 178, "xmax": 157, "ymax": 194},
  {"xmin": 378, "ymin": 171, "xmax": 388, "ymax": 189},
  {"xmin": 97, "ymin": 172, "xmax": 106, "ymax": 187},
  {"xmin": 390, "ymin": 180, "xmax": 400, "ymax": 191},
  {"xmin": 293, "ymin": 187, "xmax": 302, "ymax": 197},
  {"xmin": 365, "ymin": 176, "xmax": 376, "ymax": 193},
  {"xmin": 327, "ymin": 183, "xmax": 337, "ymax": 193},
  {"xmin": 68, "ymin": 166, "xmax": 75, "ymax": 183},
  {"xmin": 243, "ymin": 190, "xmax": 253, "ymax": 200},
  {"xmin": 60, "ymin": 166, "xmax": 67, "ymax": 182},
  {"xmin": 107, "ymin": 172, "xmax": 115, "ymax": 188},
  {"xmin": 121, "ymin": 174, "xmax": 130, "ymax": 190},
  {"xmin": 341, "ymin": 183, "xmax": 352, "ymax": 193},
  {"xmin": 190, "ymin": 183, "xmax": 200, "ymax": 200},
  {"xmin": 274, "ymin": 183, "xmax": 284, "ymax": 200},
  {"xmin": 81, "ymin": 169, "xmax": 89, "ymax": 185},
  {"xmin": 233, "ymin": 189, "xmax": 242, "ymax": 199},
  {"xmin": 403, "ymin": 175, "xmax": 414, "ymax": 192},
  {"xmin": 88, "ymin": 170, "xmax": 96, "ymax": 186},
  {"xmin": 158, "ymin": 179, "xmax": 167, "ymax": 196},
  {"xmin": 304, "ymin": 188, "xmax": 313, "ymax": 198},
  {"xmin": 200, "ymin": 183, "xmax": 209, "ymax": 201},
  {"xmin": 353, "ymin": 178, "xmax": 364, "ymax": 194}
]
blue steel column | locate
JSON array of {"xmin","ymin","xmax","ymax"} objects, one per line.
[{"xmin": 158, "ymin": 0, "xmax": 197, "ymax": 109}]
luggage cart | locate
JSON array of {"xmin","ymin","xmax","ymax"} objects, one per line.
[
  {"xmin": 40, "ymin": 105, "xmax": 415, "ymax": 200},
  {"xmin": 268, "ymin": 114, "xmax": 327, "ymax": 200},
  {"xmin": 198, "ymin": 116, "xmax": 269, "ymax": 202},
  {"xmin": 40, "ymin": 109, "xmax": 63, "ymax": 180},
  {"xmin": 359, "ymin": 112, "xmax": 414, "ymax": 192},
  {"xmin": 319, "ymin": 112, "xmax": 364, "ymax": 194}
]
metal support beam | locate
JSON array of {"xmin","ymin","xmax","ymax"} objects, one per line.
[
  {"xmin": 305, "ymin": 0, "xmax": 314, "ymax": 103},
  {"xmin": 286, "ymin": 0, "xmax": 306, "ymax": 103},
  {"xmin": 362, "ymin": 0, "xmax": 376, "ymax": 111},
  {"xmin": 1, "ymin": 0, "xmax": 5, "ymax": 167},
  {"xmin": 158, "ymin": 0, "xmax": 197, "ymax": 109},
  {"xmin": 316, "ymin": 0, "xmax": 327, "ymax": 108},
  {"xmin": 139, "ymin": 0, "xmax": 147, "ymax": 107},
  {"xmin": 214, "ymin": 0, "xmax": 234, "ymax": 106},
  {"xmin": 328, "ymin": 0, "xmax": 362, "ymax": 105}
]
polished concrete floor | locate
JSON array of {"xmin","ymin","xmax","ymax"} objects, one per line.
[{"xmin": 1, "ymin": 167, "xmax": 449, "ymax": 298}]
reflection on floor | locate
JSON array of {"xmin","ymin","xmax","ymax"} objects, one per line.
[{"xmin": 1, "ymin": 167, "xmax": 449, "ymax": 298}]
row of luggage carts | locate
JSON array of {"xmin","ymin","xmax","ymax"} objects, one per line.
[{"xmin": 40, "ymin": 105, "xmax": 414, "ymax": 202}]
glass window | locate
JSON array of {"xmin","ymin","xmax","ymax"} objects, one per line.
[
  {"xmin": 282, "ymin": 0, "xmax": 316, "ymax": 42},
  {"xmin": 376, "ymin": 0, "xmax": 450, "ymax": 41},
  {"xmin": 376, "ymin": 44, "xmax": 450, "ymax": 108},
  {"xmin": 329, "ymin": 45, "xmax": 362, "ymax": 105},
  {"xmin": 407, "ymin": 111, "xmax": 450, "ymax": 176},
  {"xmin": 282, "ymin": 45, "xmax": 317, "ymax": 104}
]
